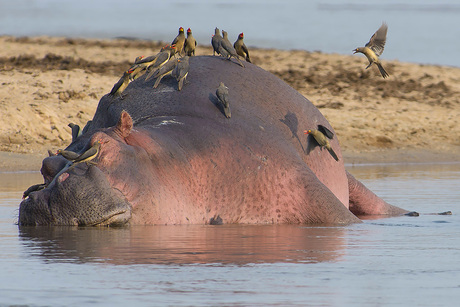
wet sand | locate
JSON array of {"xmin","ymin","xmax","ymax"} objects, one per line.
[{"xmin": 0, "ymin": 36, "xmax": 459, "ymax": 171}]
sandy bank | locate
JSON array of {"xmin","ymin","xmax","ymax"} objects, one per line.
[{"xmin": 0, "ymin": 36, "xmax": 458, "ymax": 171}]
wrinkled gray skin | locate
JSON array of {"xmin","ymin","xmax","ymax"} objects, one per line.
[{"xmin": 19, "ymin": 56, "xmax": 407, "ymax": 226}]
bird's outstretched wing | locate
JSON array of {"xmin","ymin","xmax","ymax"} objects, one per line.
[{"xmin": 365, "ymin": 23, "xmax": 388, "ymax": 57}]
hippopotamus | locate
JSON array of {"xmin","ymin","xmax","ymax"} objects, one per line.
[{"xmin": 18, "ymin": 56, "xmax": 407, "ymax": 226}]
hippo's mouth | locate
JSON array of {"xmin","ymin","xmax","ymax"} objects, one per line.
[
  {"xmin": 19, "ymin": 163, "xmax": 132, "ymax": 226},
  {"xmin": 87, "ymin": 207, "xmax": 132, "ymax": 226},
  {"xmin": 19, "ymin": 187, "xmax": 132, "ymax": 226}
]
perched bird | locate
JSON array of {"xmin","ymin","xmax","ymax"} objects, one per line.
[
  {"xmin": 233, "ymin": 32, "xmax": 251, "ymax": 63},
  {"xmin": 72, "ymin": 140, "xmax": 102, "ymax": 165},
  {"xmin": 171, "ymin": 27, "xmax": 186, "ymax": 57},
  {"xmin": 127, "ymin": 55, "xmax": 145, "ymax": 80},
  {"xmin": 68, "ymin": 123, "xmax": 81, "ymax": 142},
  {"xmin": 47, "ymin": 141, "xmax": 103, "ymax": 188},
  {"xmin": 353, "ymin": 23, "xmax": 389, "ymax": 78},
  {"xmin": 145, "ymin": 45, "xmax": 175, "ymax": 81},
  {"xmin": 23, "ymin": 183, "xmax": 46, "ymax": 199},
  {"xmin": 184, "ymin": 28, "xmax": 197, "ymax": 56},
  {"xmin": 211, "ymin": 27, "xmax": 227, "ymax": 56},
  {"xmin": 128, "ymin": 45, "xmax": 174, "ymax": 80},
  {"xmin": 216, "ymin": 82, "xmax": 231, "ymax": 118},
  {"xmin": 108, "ymin": 69, "xmax": 133, "ymax": 99},
  {"xmin": 144, "ymin": 45, "xmax": 175, "ymax": 80},
  {"xmin": 304, "ymin": 128, "xmax": 339, "ymax": 161},
  {"xmin": 171, "ymin": 56, "xmax": 190, "ymax": 91},
  {"xmin": 56, "ymin": 148, "xmax": 81, "ymax": 161},
  {"xmin": 134, "ymin": 55, "xmax": 145, "ymax": 64},
  {"xmin": 220, "ymin": 30, "xmax": 245, "ymax": 67},
  {"xmin": 129, "ymin": 54, "xmax": 158, "ymax": 80},
  {"xmin": 148, "ymin": 58, "xmax": 179, "ymax": 88}
]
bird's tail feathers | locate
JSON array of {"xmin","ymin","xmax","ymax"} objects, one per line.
[
  {"xmin": 145, "ymin": 68, "xmax": 159, "ymax": 82},
  {"xmin": 153, "ymin": 75, "xmax": 164, "ymax": 88},
  {"xmin": 235, "ymin": 56, "xmax": 245, "ymax": 68},
  {"xmin": 327, "ymin": 148, "xmax": 339, "ymax": 161},
  {"xmin": 377, "ymin": 63, "xmax": 389, "ymax": 78},
  {"xmin": 181, "ymin": 72, "xmax": 189, "ymax": 91},
  {"xmin": 224, "ymin": 106, "xmax": 231, "ymax": 118}
]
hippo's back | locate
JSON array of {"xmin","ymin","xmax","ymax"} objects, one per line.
[{"xmin": 86, "ymin": 55, "xmax": 349, "ymax": 207}]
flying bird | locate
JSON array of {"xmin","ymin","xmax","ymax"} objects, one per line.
[{"xmin": 353, "ymin": 23, "xmax": 389, "ymax": 78}]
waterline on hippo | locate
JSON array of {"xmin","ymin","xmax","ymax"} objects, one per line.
[{"xmin": 19, "ymin": 56, "xmax": 408, "ymax": 226}]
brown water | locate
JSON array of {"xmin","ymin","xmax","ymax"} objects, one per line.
[{"xmin": 1, "ymin": 163, "xmax": 459, "ymax": 306}]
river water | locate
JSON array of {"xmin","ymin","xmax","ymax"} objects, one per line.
[
  {"xmin": 0, "ymin": 163, "xmax": 459, "ymax": 306},
  {"xmin": 0, "ymin": 0, "xmax": 459, "ymax": 67}
]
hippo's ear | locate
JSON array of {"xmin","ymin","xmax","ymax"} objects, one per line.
[{"xmin": 116, "ymin": 110, "xmax": 133, "ymax": 138}]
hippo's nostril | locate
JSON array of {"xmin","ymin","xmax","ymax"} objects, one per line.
[
  {"xmin": 41, "ymin": 156, "xmax": 69, "ymax": 184},
  {"xmin": 44, "ymin": 174, "xmax": 54, "ymax": 185}
]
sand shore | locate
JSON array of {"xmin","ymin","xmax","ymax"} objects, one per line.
[{"xmin": 0, "ymin": 36, "xmax": 459, "ymax": 171}]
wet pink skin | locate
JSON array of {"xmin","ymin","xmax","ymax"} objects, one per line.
[
  {"xmin": 20, "ymin": 56, "xmax": 407, "ymax": 226},
  {"xmin": 84, "ymin": 112, "xmax": 360, "ymax": 225}
]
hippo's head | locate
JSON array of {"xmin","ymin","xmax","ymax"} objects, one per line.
[{"xmin": 18, "ymin": 111, "xmax": 144, "ymax": 226}]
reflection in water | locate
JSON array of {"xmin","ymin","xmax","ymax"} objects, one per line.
[
  {"xmin": 19, "ymin": 225, "xmax": 347, "ymax": 265},
  {"xmin": 2, "ymin": 164, "xmax": 460, "ymax": 306}
]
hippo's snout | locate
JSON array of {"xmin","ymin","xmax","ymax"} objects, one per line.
[
  {"xmin": 19, "ymin": 163, "xmax": 132, "ymax": 226},
  {"xmin": 19, "ymin": 190, "xmax": 54, "ymax": 226}
]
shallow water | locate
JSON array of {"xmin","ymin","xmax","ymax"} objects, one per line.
[
  {"xmin": 1, "ymin": 0, "xmax": 459, "ymax": 67},
  {"xmin": 1, "ymin": 163, "xmax": 459, "ymax": 306}
]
